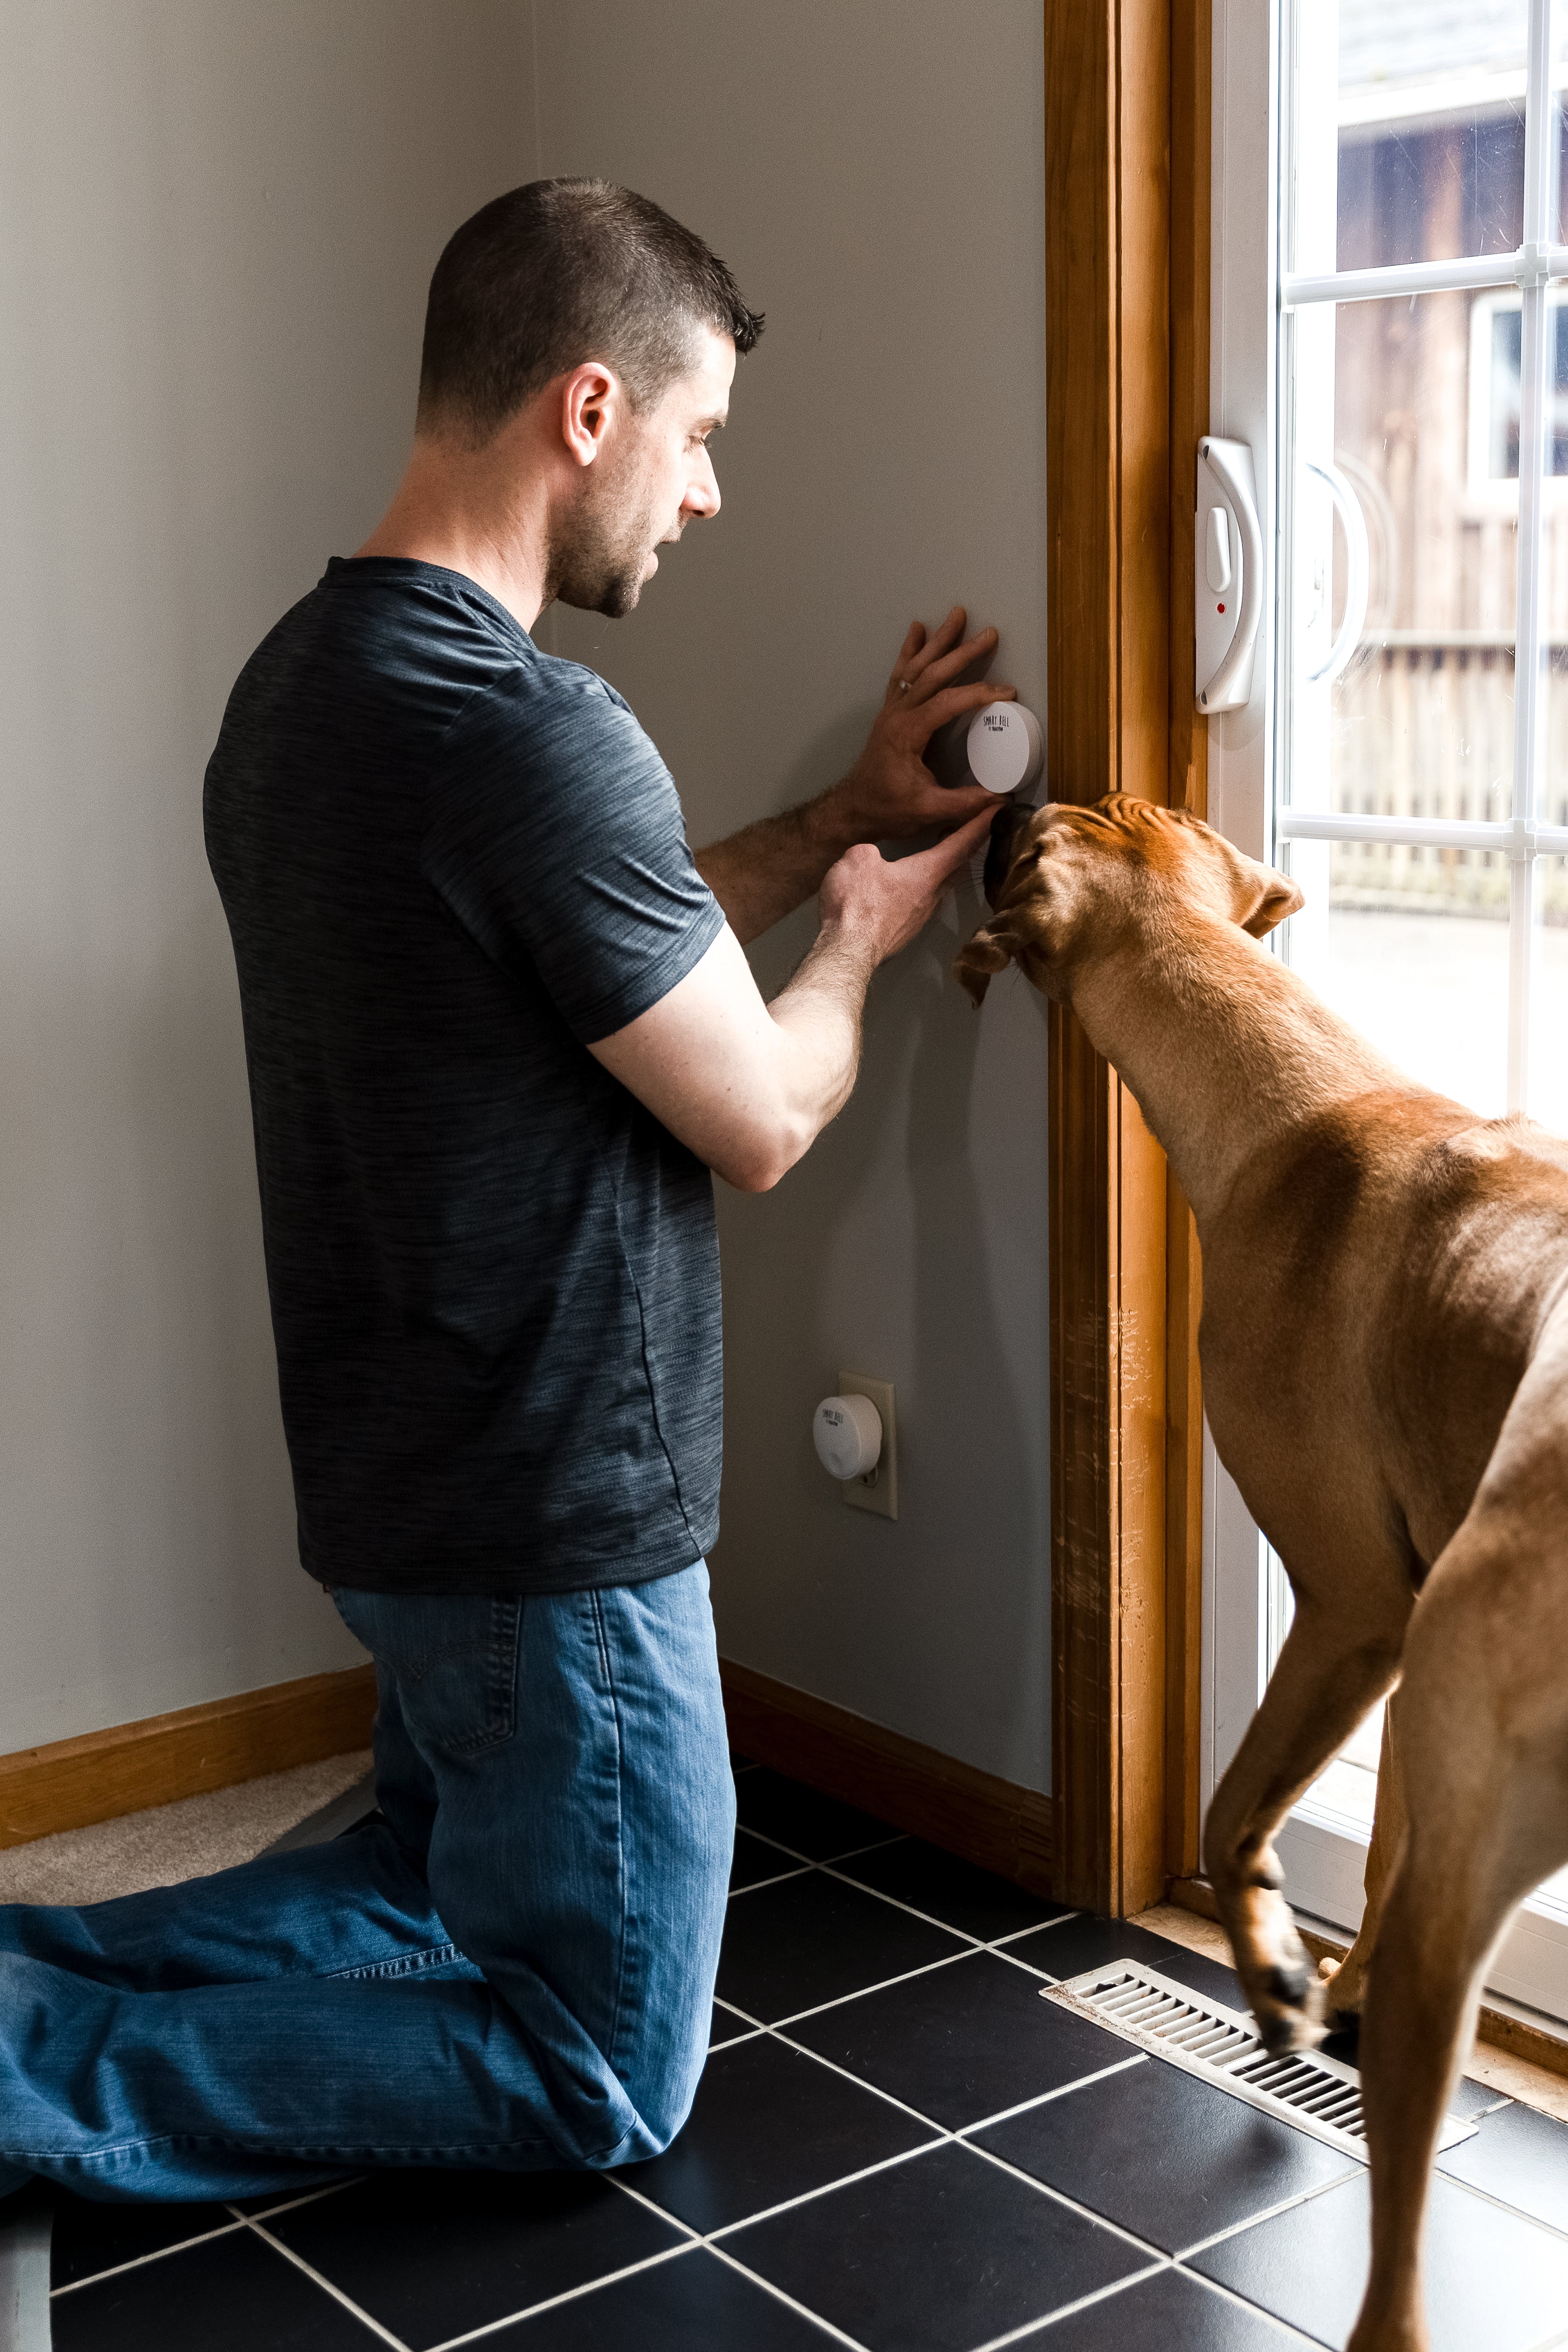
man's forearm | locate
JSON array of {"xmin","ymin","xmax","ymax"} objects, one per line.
[
  {"xmin": 761, "ymin": 916, "xmax": 879, "ymax": 1145},
  {"xmin": 695, "ymin": 793, "xmax": 856, "ymax": 946}
]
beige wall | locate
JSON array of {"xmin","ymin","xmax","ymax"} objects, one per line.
[
  {"xmin": 1, "ymin": 1, "xmax": 1050, "ymax": 1788},
  {"xmin": 536, "ymin": 0, "xmax": 1052, "ymax": 1788},
  {"xmin": 0, "ymin": 2, "xmax": 530, "ymax": 1749}
]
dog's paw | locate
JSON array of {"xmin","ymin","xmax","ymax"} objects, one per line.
[{"xmin": 1318, "ymin": 1947, "xmax": 1370, "ymax": 2031}]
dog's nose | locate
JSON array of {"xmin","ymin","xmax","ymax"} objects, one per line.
[{"xmin": 983, "ymin": 800, "xmax": 1032, "ymax": 908}]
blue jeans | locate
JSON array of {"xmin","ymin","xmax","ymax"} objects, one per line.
[{"xmin": 0, "ymin": 1564, "xmax": 733, "ymax": 2202}]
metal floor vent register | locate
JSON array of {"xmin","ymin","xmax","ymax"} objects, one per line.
[{"xmin": 1045, "ymin": 1963, "xmax": 1478, "ymax": 2161}]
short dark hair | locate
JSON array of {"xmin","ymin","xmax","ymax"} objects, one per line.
[{"xmin": 416, "ymin": 179, "xmax": 763, "ymax": 443}]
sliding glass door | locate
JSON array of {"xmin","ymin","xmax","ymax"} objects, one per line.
[{"xmin": 1205, "ymin": 0, "xmax": 1568, "ymax": 2023}]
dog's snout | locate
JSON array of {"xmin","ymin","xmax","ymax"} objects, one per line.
[{"xmin": 982, "ymin": 801, "xmax": 1032, "ymax": 908}]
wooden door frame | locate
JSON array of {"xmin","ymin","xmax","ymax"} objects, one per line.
[{"xmin": 1044, "ymin": 0, "xmax": 1210, "ymax": 1915}]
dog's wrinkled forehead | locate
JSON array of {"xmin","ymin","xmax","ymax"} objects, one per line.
[{"xmin": 983, "ymin": 793, "xmax": 1185, "ymax": 911}]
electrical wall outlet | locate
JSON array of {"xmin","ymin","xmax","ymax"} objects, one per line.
[{"xmin": 837, "ymin": 1369, "xmax": 897, "ymax": 1520}]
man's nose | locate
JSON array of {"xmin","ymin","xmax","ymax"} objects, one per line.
[{"xmin": 683, "ymin": 447, "xmax": 720, "ymax": 521}]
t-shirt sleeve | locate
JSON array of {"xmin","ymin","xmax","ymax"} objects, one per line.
[{"xmin": 422, "ymin": 658, "xmax": 726, "ymax": 1045}]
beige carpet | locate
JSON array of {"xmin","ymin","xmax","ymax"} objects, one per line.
[{"xmin": 0, "ymin": 1750, "xmax": 373, "ymax": 1907}]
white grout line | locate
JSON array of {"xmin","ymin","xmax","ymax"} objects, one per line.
[
  {"xmin": 984, "ymin": 1913, "xmax": 1079, "ymax": 1950},
  {"xmin": 237, "ymin": 2179, "xmax": 365, "ymax": 2224},
  {"xmin": 989, "ymin": 1947, "xmax": 1062, "ymax": 1984},
  {"xmin": 48, "ymin": 2217, "xmax": 250, "ymax": 2297},
  {"xmin": 704, "ymin": 2138, "xmax": 943, "ymax": 2241},
  {"xmin": 768, "ymin": 1946, "xmax": 980, "ymax": 2029},
  {"xmin": 1167, "ymin": 2262, "xmax": 1338, "ymax": 2348},
  {"xmin": 814, "ymin": 1862, "xmax": 988, "ymax": 1948},
  {"xmin": 729, "ymin": 1866, "xmax": 814, "ymax": 1900},
  {"xmin": 1174, "ymin": 2165, "xmax": 1363, "ymax": 2261},
  {"xmin": 955, "ymin": 2054, "xmax": 1147, "ymax": 2136},
  {"xmin": 242, "ymin": 2214, "xmax": 413, "ymax": 2349},
  {"xmin": 820, "ymin": 1834, "xmax": 911, "ymax": 1865},
  {"xmin": 703, "ymin": 2239, "xmax": 874, "ymax": 2349},
  {"xmin": 965, "ymin": 2259, "xmax": 1171, "ymax": 2352},
  {"xmin": 1427, "ymin": 2165, "xmax": 1568, "ymax": 2248},
  {"xmin": 959, "ymin": 2135, "xmax": 1176, "ymax": 2265},
  {"xmin": 423, "ymin": 2241, "xmax": 699, "ymax": 2352}
]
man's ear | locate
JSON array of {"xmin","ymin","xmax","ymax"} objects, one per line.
[
  {"xmin": 953, "ymin": 916, "xmax": 1023, "ymax": 1008},
  {"xmin": 1241, "ymin": 867, "xmax": 1305, "ymax": 938}
]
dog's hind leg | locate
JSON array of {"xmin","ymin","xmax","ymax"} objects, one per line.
[
  {"xmin": 1205, "ymin": 1596, "xmax": 1405, "ymax": 2052},
  {"xmin": 1349, "ymin": 1525, "xmax": 1568, "ymax": 2352}
]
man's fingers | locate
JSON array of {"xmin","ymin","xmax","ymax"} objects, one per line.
[
  {"xmin": 911, "ymin": 680, "xmax": 1017, "ymax": 740},
  {"xmin": 903, "ymin": 607, "xmax": 968, "ymax": 679},
  {"xmin": 886, "ymin": 619, "xmax": 927, "ymax": 693},
  {"xmin": 910, "ymin": 627, "xmax": 1000, "ymax": 697},
  {"xmin": 916, "ymin": 805, "xmax": 999, "ymax": 890}
]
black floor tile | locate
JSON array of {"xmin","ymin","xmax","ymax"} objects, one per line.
[
  {"xmin": 833, "ymin": 1837, "xmax": 1067, "ymax": 1944},
  {"xmin": 726, "ymin": 2139, "xmax": 1151, "ymax": 2352},
  {"xmin": 631, "ymin": 2030, "xmax": 937, "ymax": 2233},
  {"xmin": 51, "ymin": 2224, "xmax": 376, "ymax": 2351},
  {"xmin": 718, "ymin": 1868, "xmax": 971, "ymax": 2022},
  {"xmin": 49, "ymin": 2194, "xmax": 243, "ymax": 2288},
  {"xmin": 735, "ymin": 1767, "xmax": 900, "ymax": 1861},
  {"xmin": 1041, "ymin": 2263, "xmax": 1307, "ymax": 2348},
  {"xmin": 976, "ymin": 2050, "xmax": 1356, "ymax": 2254},
  {"xmin": 790, "ymin": 1950, "xmax": 1136, "ymax": 2130},
  {"xmin": 1011, "ymin": 1914, "xmax": 1246, "ymax": 2006},
  {"xmin": 493, "ymin": 2243, "xmax": 833, "ymax": 2347},
  {"xmin": 731, "ymin": 1828, "xmax": 800, "ymax": 1891},
  {"xmin": 264, "ymin": 2167, "xmax": 682, "ymax": 2351},
  {"xmin": 1438, "ymin": 2094, "xmax": 1568, "ymax": 2231},
  {"xmin": 1191, "ymin": 2168, "xmax": 1568, "ymax": 2352}
]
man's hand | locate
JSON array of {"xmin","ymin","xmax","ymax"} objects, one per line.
[
  {"xmin": 694, "ymin": 609, "xmax": 1016, "ymax": 944},
  {"xmin": 816, "ymin": 808, "xmax": 999, "ymax": 971},
  {"xmin": 832, "ymin": 609, "xmax": 1015, "ymax": 844},
  {"xmin": 593, "ymin": 806, "xmax": 995, "ymax": 1193}
]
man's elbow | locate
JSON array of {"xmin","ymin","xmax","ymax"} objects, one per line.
[{"xmin": 711, "ymin": 1112, "xmax": 814, "ymax": 1194}]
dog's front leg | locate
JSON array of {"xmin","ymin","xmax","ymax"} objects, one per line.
[
  {"xmin": 1205, "ymin": 1601, "xmax": 1402, "ymax": 2053},
  {"xmin": 1318, "ymin": 1687, "xmax": 1405, "ymax": 2027}
]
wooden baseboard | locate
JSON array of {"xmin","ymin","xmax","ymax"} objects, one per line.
[
  {"xmin": 0, "ymin": 1666, "xmax": 378, "ymax": 1851},
  {"xmin": 1169, "ymin": 1874, "xmax": 1568, "ymax": 2083},
  {"xmin": 719, "ymin": 1659, "xmax": 1054, "ymax": 1896}
]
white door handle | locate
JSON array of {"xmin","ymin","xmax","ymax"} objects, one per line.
[
  {"xmin": 1302, "ymin": 457, "xmax": 1369, "ymax": 685},
  {"xmin": 1195, "ymin": 436, "xmax": 1264, "ymax": 713}
]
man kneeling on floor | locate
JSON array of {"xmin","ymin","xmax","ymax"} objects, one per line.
[{"xmin": 0, "ymin": 179, "xmax": 1010, "ymax": 2200}]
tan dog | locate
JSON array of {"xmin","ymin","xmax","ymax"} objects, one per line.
[{"xmin": 955, "ymin": 793, "xmax": 1568, "ymax": 2352}]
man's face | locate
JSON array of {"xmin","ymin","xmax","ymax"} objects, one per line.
[{"xmin": 549, "ymin": 328, "xmax": 734, "ymax": 619}]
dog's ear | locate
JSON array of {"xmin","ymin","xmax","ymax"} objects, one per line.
[
  {"xmin": 1240, "ymin": 867, "xmax": 1305, "ymax": 938},
  {"xmin": 953, "ymin": 916, "xmax": 1023, "ymax": 1008}
]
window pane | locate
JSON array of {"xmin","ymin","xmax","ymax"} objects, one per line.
[
  {"xmin": 1286, "ymin": 291, "xmax": 1517, "ymax": 841},
  {"xmin": 1333, "ymin": 2, "xmax": 1528, "ymax": 272},
  {"xmin": 1530, "ymin": 856, "xmax": 1568, "ymax": 1130},
  {"xmin": 1286, "ymin": 877, "xmax": 1513, "ymax": 1118}
]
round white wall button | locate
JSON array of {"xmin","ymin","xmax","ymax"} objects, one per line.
[
  {"xmin": 813, "ymin": 1393, "xmax": 883, "ymax": 1481},
  {"xmin": 966, "ymin": 702, "xmax": 1044, "ymax": 796}
]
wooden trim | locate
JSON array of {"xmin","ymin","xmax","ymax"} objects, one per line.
[
  {"xmin": 0, "ymin": 1666, "xmax": 378, "ymax": 1851},
  {"xmin": 1046, "ymin": 0, "xmax": 1211, "ymax": 1914},
  {"xmin": 1164, "ymin": 0, "xmax": 1213, "ymax": 1886},
  {"xmin": 720, "ymin": 1660, "xmax": 1054, "ymax": 1898},
  {"xmin": 1169, "ymin": 1877, "xmax": 1568, "ymax": 2083}
]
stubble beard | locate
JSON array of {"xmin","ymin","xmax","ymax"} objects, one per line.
[{"xmin": 545, "ymin": 455, "xmax": 669, "ymax": 621}]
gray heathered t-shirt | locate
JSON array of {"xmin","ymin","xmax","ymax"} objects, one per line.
[{"xmin": 203, "ymin": 556, "xmax": 725, "ymax": 1595}]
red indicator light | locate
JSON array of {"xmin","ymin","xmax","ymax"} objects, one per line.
[{"xmin": 1217, "ymin": 602, "xmax": 1225, "ymax": 613}]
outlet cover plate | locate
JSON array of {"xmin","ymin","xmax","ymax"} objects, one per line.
[{"xmin": 837, "ymin": 1369, "xmax": 896, "ymax": 1520}]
